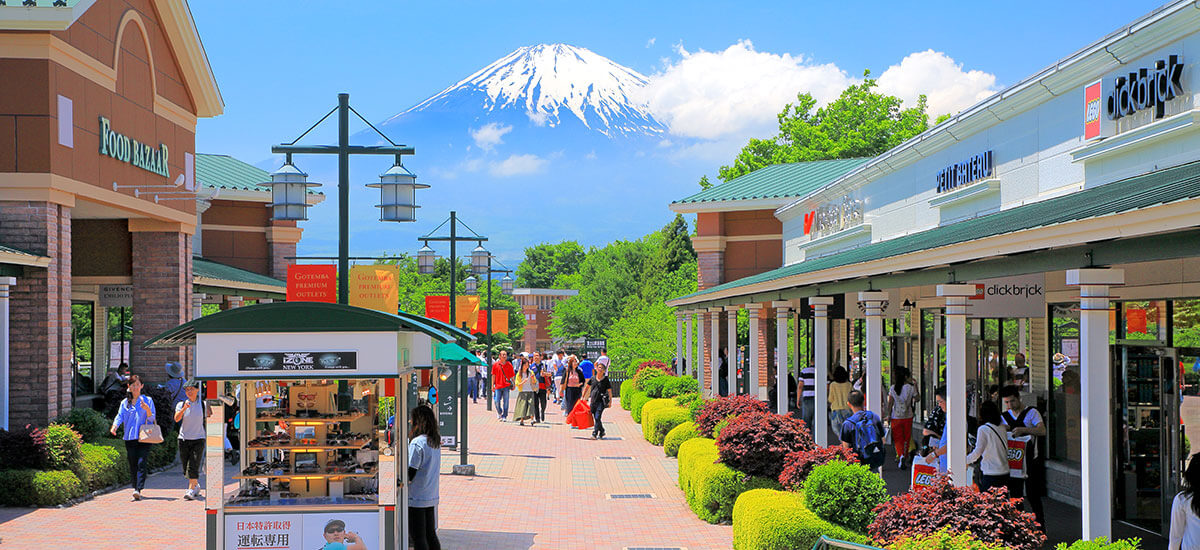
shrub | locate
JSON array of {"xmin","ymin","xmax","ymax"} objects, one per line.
[
  {"xmin": 54, "ymin": 408, "xmax": 110, "ymax": 442},
  {"xmin": 643, "ymin": 375, "xmax": 671, "ymax": 398},
  {"xmin": 648, "ymin": 407, "xmax": 691, "ymax": 446},
  {"xmin": 630, "ymin": 393, "xmax": 654, "ymax": 423},
  {"xmin": 868, "ymin": 476, "xmax": 1045, "ymax": 550},
  {"xmin": 634, "ymin": 367, "xmax": 670, "ymax": 393},
  {"xmin": 640, "ymin": 399, "xmax": 677, "ymax": 440},
  {"xmin": 79, "ymin": 442, "xmax": 127, "ymax": 490},
  {"xmin": 43, "ymin": 423, "xmax": 84, "ymax": 475},
  {"xmin": 779, "ymin": 445, "xmax": 860, "ymax": 491},
  {"xmin": 674, "ymin": 391, "xmax": 702, "ymax": 410},
  {"xmin": 147, "ymin": 430, "xmax": 180, "ymax": 469},
  {"xmin": 662, "ymin": 376, "xmax": 699, "ymax": 398},
  {"xmin": 31, "ymin": 469, "xmax": 84, "ymax": 506},
  {"xmin": 695, "ymin": 395, "xmax": 768, "ymax": 438},
  {"xmin": 886, "ymin": 527, "xmax": 1011, "ymax": 550},
  {"xmin": 619, "ymin": 379, "xmax": 637, "ymax": 404},
  {"xmin": 0, "ymin": 469, "xmax": 36, "ymax": 506},
  {"xmin": 732, "ymin": 489, "xmax": 870, "ymax": 550},
  {"xmin": 686, "ymin": 395, "xmax": 710, "ymax": 421},
  {"xmin": 717, "ymin": 411, "xmax": 814, "ymax": 479},
  {"xmin": 635, "ymin": 359, "xmax": 673, "ymax": 376},
  {"xmin": 677, "ymin": 437, "xmax": 719, "ymax": 501},
  {"xmin": 713, "ymin": 417, "xmax": 734, "ymax": 440},
  {"xmin": 803, "ymin": 460, "xmax": 890, "ymax": 532},
  {"xmin": 1054, "ymin": 538, "xmax": 1141, "ymax": 550},
  {"xmin": 0, "ymin": 425, "xmax": 47, "ymax": 470},
  {"xmin": 678, "ymin": 437, "xmax": 780, "ymax": 524},
  {"xmin": 664, "ymin": 421, "xmax": 699, "ymax": 457}
]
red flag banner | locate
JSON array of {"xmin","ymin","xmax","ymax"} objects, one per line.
[
  {"xmin": 425, "ymin": 296, "xmax": 450, "ymax": 324},
  {"xmin": 287, "ymin": 264, "xmax": 336, "ymax": 303},
  {"xmin": 476, "ymin": 309, "xmax": 510, "ymax": 335}
]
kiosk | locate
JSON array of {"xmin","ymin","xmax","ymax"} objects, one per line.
[{"xmin": 145, "ymin": 302, "xmax": 461, "ymax": 550}]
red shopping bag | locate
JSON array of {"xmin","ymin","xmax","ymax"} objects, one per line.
[
  {"xmin": 910, "ymin": 462, "xmax": 938, "ymax": 492},
  {"xmin": 568, "ymin": 400, "xmax": 593, "ymax": 430}
]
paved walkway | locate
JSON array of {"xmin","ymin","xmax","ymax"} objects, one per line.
[{"xmin": 0, "ymin": 395, "xmax": 729, "ymax": 549}]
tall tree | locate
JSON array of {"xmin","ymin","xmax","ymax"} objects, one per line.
[
  {"xmin": 658, "ymin": 214, "xmax": 696, "ymax": 274},
  {"xmin": 515, "ymin": 241, "xmax": 587, "ymax": 288},
  {"xmin": 718, "ymin": 71, "xmax": 929, "ymax": 182}
]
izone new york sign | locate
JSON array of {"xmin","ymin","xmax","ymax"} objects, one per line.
[
  {"xmin": 1106, "ymin": 55, "xmax": 1185, "ymax": 121},
  {"xmin": 98, "ymin": 116, "xmax": 170, "ymax": 178}
]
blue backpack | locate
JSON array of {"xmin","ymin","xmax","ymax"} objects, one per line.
[{"xmin": 849, "ymin": 411, "xmax": 886, "ymax": 468}]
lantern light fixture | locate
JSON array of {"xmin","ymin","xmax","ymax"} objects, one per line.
[
  {"xmin": 259, "ymin": 156, "xmax": 320, "ymax": 221},
  {"xmin": 501, "ymin": 274, "xmax": 514, "ymax": 295},
  {"xmin": 471, "ymin": 243, "xmax": 489, "ymax": 276},
  {"xmin": 417, "ymin": 243, "xmax": 437, "ymax": 275},
  {"xmin": 464, "ymin": 275, "xmax": 478, "ymax": 295},
  {"xmin": 366, "ymin": 158, "xmax": 427, "ymax": 222}
]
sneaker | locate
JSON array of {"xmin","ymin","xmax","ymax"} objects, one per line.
[
  {"xmin": 132, "ymin": 490, "xmax": 142, "ymax": 501},
  {"xmin": 183, "ymin": 489, "xmax": 194, "ymax": 500}
]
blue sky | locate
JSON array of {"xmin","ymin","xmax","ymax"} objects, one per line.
[{"xmin": 191, "ymin": 1, "xmax": 1162, "ymax": 261}]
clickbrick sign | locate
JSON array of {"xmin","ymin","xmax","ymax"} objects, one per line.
[{"xmin": 1106, "ymin": 54, "xmax": 1184, "ymax": 121}]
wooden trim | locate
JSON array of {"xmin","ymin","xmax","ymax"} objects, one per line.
[
  {"xmin": 265, "ymin": 226, "xmax": 303, "ymax": 244},
  {"xmin": 0, "ymin": 173, "xmax": 196, "ymax": 231},
  {"xmin": 151, "ymin": 0, "xmax": 223, "ymax": 118},
  {"xmin": 73, "ymin": 276, "xmax": 133, "ymax": 285},
  {"xmin": 0, "ymin": 250, "xmax": 50, "ymax": 268},
  {"xmin": 128, "ymin": 218, "xmax": 191, "ymax": 233},
  {"xmin": 202, "ymin": 224, "xmax": 265, "ymax": 234}
]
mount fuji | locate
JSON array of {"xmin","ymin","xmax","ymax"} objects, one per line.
[{"xmin": 293, "ymin": 44, "xmax": 698, "ymax": 265}]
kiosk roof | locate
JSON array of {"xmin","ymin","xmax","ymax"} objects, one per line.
[{"xmin": 436, "ymin": 342, "xmax": 486, "ymax": 366}]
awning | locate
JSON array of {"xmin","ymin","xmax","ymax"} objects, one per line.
[
  {"xmin": 143, "ymin": 301, "xmax": 454, "ymax": 347},
  {"xmin": 395, "ymin": 310, "xmax": 476, "ymax": 341},
  {"xmin": 193, "ymin": 256, "xmax": 286, "ymax": 298},
  {"xmin": 435, "ymin": 343, "xmax": 485, "ymax": 366}
]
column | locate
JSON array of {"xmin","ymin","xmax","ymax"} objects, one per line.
[
  {"xmin": 131, "ymin": 228, "xmax": 193, "ymax": 387},
  {"xmin": 773, "ymin": 301, "xmax": 791, "ymax": 415},
  {"xmin": 192, "ymin": 293, "xmax": 206, "ymax": 320},
  {"xmin": 1067, "ymin": 268, "xmax": 1123, "ymax": 540},
  {"xmin": 725, "ymin": 305, "xmax": 739, "ymax": 396},
  {"xmin": 746, "ymin": 304, "xmax": 763, "ymax": 400},
  {"xmin": 221, "ymin": 295, "xmax": 244, "ymax": 310},
  {"xmin": 938, "ymin": 284, "xmax": 976, "ymax": 487},
  {"xmin": 709, "ymin": 307, "xmax": 721, "ymax": 398},
  {"xmin": 859, "ymin": 292, "xmax": 888, "ymax": 417},
  {"xmin": 266, "ymin": 226, "xmax": 303, "ymax": 280},
  {"xmin": 685, "ymin": 311, "xmax": 694, "ymax": 378},
  {"xmin": 697, "ymin": 310, "xmax": 707, "ymax": 395},
  {"xmin": 675, "ymin": 311, "xmax": 684, "ymax": 376},
  {"xmin": 0, "ymin": 277, "xmax": 13, "ymax": 430},
  {"xmin": 91, "ymin": 303, "xmax": 108, "ymax": 393},
  {"xmin": 810, "ymin": 297, "xmax": 834, "ymax": 446}
]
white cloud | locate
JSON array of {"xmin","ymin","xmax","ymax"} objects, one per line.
[
  {"xmin": 646, "ymin": 37, "xmax": 656, "ymax": 48},
  {"xmin": 876, "ymin": 50, "xmax": 998, "ymax": 119},
  {"xmin": 489, "ymin": 154, "xmax": 547, "ymax": 177},
  {"xmin": 527, "ymin": 110, "xmax": 549, "ymax": 126},
  {"xmin": 469, "ymin": 122, "xmax": 512, "ymax": 151},
  {"xmin": 640, "ymin": 40, "xmax": 852, "ymax": 141}
]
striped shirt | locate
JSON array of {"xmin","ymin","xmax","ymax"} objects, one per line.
[{"xmin": 800, "ymin": 366, "xmax": 816, "ymax": 398}]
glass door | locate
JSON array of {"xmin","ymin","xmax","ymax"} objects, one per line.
[{"xmin": 1114, "ymin": 346, "xmax": 1171, "ymax": 533}]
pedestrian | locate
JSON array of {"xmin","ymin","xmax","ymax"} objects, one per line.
[
  {"xmin": 798, "ymin": 362, "xmax": 816, "ymax": 428},
  {"xmin": 718, "ymin": 347, "xmax": 729, "ymax": 396},
  {"xmin": 492, "ymin": 350, "xmax": 514, "ymax": 421},
  {"xmin": 467, "ymin": 356, "xmax": 481, "ymax": 403},
  {"xmin": 922, "ymin": 386, "xmax": 950, "ymax": 474},
  {"xmin": 1000, "ymin": 384, "xmax": 1046, "ymax": 527},
  {"xmin": 886, "ymin": 366, "xmax": 918, "ymax": 469},
  {"xmin": 544, "ymin": 351, "xmax": 557, "ymax": 405},
  {"xmin": 100, "ymin": 362, "xmax": 131, "ymax": 417},
  {"xmin": 596, "ymin": 348, "xmax": 610, "ymax": 371},
  {"xmin": 553, "ymin": 349, "xmax": 567, "ymax": 407},
  {"xmin": 580, "ymin": 358, "xmax": 594, "ymax": 380},
  {"xmin": 1171, "ymin": 453, "xmax": 1200, "ymax": 549},
  {"xmin": 174, "ymin": 380, "xmax": 210, "ymax": 500},
  {"xmin": 828, "ymin": 366, "xmax": 853, "ymax": 440},
  {"xmin": 581, "ymin": 363, "xmax": 613, "ymax": 439},
  {"xmin": 109, "ymin": 374, "xmax": 155, "ymax": 501},
  {"xmin": 512, "ymin": 360, "xmax": 538, "ymax": 426},
  {"xmin": 966, "ymin": 400, "xmax": 1010, "ymax": 492},
  {"xmin": 408, "ymin": 404, "xmax": 442, "ymax": 550},
  {"xmin": 533, "ymin": 352, "xmax": 550, "ymax": 423},
  {"xmin": 839, "ymin": 390, "xmax": 886, "ymax": 472},
  {"xmin": 562, "ymin": 355, "xmax": 585, "ymax": 416},
  {"xmin": 164, "ymin": 361, "xmax": 187, "ymax": 407}
]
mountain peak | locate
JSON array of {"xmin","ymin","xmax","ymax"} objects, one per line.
[{"xmin": 395, "ymin": 43, "xmax": 665, "ymax": 137}]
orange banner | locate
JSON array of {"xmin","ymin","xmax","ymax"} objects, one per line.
[
  {"xmin": 287, "ymin": 264, "xmax": 336, "ymax": 303},
  {"xmin": 477, "ymin": 309, "xmax": 509, "ymax": 335},
  {"xmin": 349, "ymin": 265, "xmax": 399, "ymax": 313},
  {"xmin": 424, "ymin": 295, "xmax": 483, "ymax": 332},
  {"xmin": 456, "ymin": 296, "xmax": 480, "ymax": 332}
]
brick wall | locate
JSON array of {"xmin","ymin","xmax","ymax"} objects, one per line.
[
  {"xmin": 700, "ymin": 312, "xmax": 712, "ymax": 396},
  {"xmin": 269, "ymin": 240, "xmax": 295, "ymax": 280},
  {"xmin": 698, "ymin": 250, "xmax": 723, "ymax": 290},
  {"xmin": 755, "ymin": 307, "xmax": 772, "ymax": 396},
  {"xmin": 0, "ymin": 201, "xmax": 72, "ymax": 426},
  {"xmin": 131, "ymin": 231, "xmax": 192, "ymax": 385}
]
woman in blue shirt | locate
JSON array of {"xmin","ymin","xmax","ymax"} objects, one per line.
[
  {"xmin": 109, "ymin": 374, "xmax": 156, "ymax": 501},
  {"xmin": 408, "ymin": 405, "xmax": 441, "ymax": 550}
]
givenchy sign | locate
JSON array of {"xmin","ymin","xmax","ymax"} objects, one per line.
[
  {"xmin": 1106, "ymin": 55, "xmax": 1185, "ymax": 121},
  {"xmin": 98, "ymin": 116, "xmax": 169, "ymax": 178}
]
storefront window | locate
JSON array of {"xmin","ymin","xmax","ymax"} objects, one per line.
[
  {"xmin": 1123, "ymin": 300, "xmax": 1169, "ymax": 342},
  {"xmin": 1050, "ymin": 303, "xmax": 1082, "ymax": 464},
  {"xmin": 1174, "ymin": 299, "xmax": 1200, "ymax": 348}
]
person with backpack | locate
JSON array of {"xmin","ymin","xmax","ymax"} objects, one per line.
[
  {"xmin": 1001, "ymin": 385, "xmax": 1046, "ymax": 527},
  {"xmin": 839, "ymin": 390, "xmax": 886, "ymax": 472}
]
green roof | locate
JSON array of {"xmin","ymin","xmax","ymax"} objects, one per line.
[
  {"xmin": 676, "ymin": 159, "xmax": 1200, "ymax": 302},
  {"xmin": 0, "ymin": 243, "xmax": 42, "ymax": 258},
  {"xmin": 673, "ymin": 158, "xmax": 871, "ymax": 205},
  {"xmin": 396, "ymin": 310, "xmax": 476, "ymax": 341},
  {"xmin": 436, "ymin": 343, "xmax": 485, "ymax": 366},
  {"xmin": 196, "ymin": 153, "xmax": 321, "ymax": 195},
  {"xmin": 143, "ymin": 302, "xmax": 454, "ymax": 348},
  {"xmin": 193, "ymin": 256, "xmax": 286, "ymax": 289}
]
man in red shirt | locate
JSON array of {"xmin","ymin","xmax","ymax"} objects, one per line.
[{"xmin": 491, "ymin": 350, "xmax": 514, "ymax": 421}]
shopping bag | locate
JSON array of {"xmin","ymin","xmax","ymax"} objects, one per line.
[
  {"xmin": 1007, "ymin": 434, "xmax": 1032, "ymax": 479},
  {"xmin": 882, "ymin": 425, "xmax": 892, "ymax": 445},
  {"xmin": 910, "ymin": 462, "xmax": 938, "ymax": 491},
  {"xmin": 138, "ymin": 422, "xmax": 163, "ymax": 444},
  {"xmin": 568, "ymin": 400, "xmax": 593, "ymax": 430}
]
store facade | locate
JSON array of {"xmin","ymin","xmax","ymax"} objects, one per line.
[{"xmin": 668, "ymin": 1, "xmax": 1200, "ymax": 541}]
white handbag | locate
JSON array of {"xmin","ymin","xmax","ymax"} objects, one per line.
[{"xmin": 138, "ymin": 422, "xmax": 163, "ymax": 444}]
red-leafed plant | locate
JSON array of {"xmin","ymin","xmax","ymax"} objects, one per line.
[
  {"xmin": 868, "ymin": 476, "xmax": 1046, "ymax": 550},
  {"xmin": 0, "ymin": 424, "xmax": 47, "ymax": 470},
  {"xmin": 716, "ymin": 411, "xmax": 814, "ymax": 479},
  {"xmin": 635, "ymin": 360, "xmax": 673, "ymax": 376},
  {"xmin": 695, "ymin": 395, "xmax": 769, "ymax": 438},
  {"xmin": 778, "ymin": 445, "xmax": 860, "ymax": 491}
]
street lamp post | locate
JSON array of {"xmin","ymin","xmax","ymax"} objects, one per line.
[{"xmin": 469, "ymin": 253, "xmax": 512, "ymax": 413}]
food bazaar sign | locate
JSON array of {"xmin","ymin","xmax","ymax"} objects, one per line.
[{"xmin": 98, "ymin": 116, "xmax": 169, "ymax": 178}]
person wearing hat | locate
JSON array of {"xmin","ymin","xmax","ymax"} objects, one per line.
[
  {"xmin": 317, "ymin": 518, "xmax": 367, "ymax": 550},
  {"xmin": 164, "ymin": 361, "xmax": 187, "ymax": 407},
  {"xmin": 174, "ymin": 380, "xmax": 210, "ymax": 500}
]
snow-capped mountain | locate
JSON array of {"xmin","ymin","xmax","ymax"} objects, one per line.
[{"xmin": 386, "ymin": 43, "xmax": 666, "ymax": 138}]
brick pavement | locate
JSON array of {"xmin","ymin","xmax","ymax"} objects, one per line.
[{"xmin": 0, "ymin": 396, "xmax": 730, "ymax": 549}]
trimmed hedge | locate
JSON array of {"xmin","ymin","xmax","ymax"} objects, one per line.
[
  {"xmin": 630, "ymin": 393, "xmax": 655, "ymax": 423},
  {"xmin": 622, "ymin": 389, "xmax": 645, "ymax": 412},
  {"xmin": 639, "ymin": 399, "xmax": 677, "ymax": 439},
  {"xmin": 634, "ymin": 367, "xmax": 670, "ymax": 392},
  {"xmin": 642, "ymin": 375, "xmax": 671, "ymax": 398},
  {"xmin": 619, "ymin": 379, "xmax": 637, "ymax": 406},
  {"xmin": 661, "ymin": 376, "xmax": 699, "ymax": 398},
  {"xmin": 677, "ymin": 437, "xmax": 780, "ymax": 524},
  {"xmin": 79, "ymin": 442, "xmax": 128, "ymax": 490},
  {"xmin": 664, "ymin": 421, "xmax": 699, "ymax": 457},
  {"xmin": 43, "ymin": 423, "xmax": 83, "ymax": 476},
  {"xmin": 732, "ymin": 489, "xmax": 870, "ymax": 550},
  {"xmin": 54, "ymin": 408, "xmax": 110, "ymax": 442},
  {"xmin": 1054, "ymin": 538, "xmax": 1141, "ymax": 550},
  {"xmin": 0, "ymin": 469, "xmax": 85, "ymax": 507},
  {"xmin": 647, "ymin": 406, "xmax": 691, "ymax": 446},
  {"xmin": 803, "ymin": 460, "xmax": 890, "ymax": 532}
]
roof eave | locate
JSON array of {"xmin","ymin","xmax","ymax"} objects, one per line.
[
  {"xmin": 151, "ymin": 0, "xmax": 223, "ymax": 118},
  {"xmin": 670, "ymin": 197, "xmax": 793, "ymax": 214}
]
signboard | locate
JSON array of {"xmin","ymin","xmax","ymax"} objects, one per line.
[
  {"xmin": 1084, "ymin": 79, "xmax": 1104, "ymax": 140},
  {"xmin": 98, "ymin": 116, "xmax": 169, "ymax": 178},
  {"xmin": 910, "ymin": 462, "xmax": 939, "ymax": 491},
  {"xmin": 476, "ymin": 309, "xmax": 510, "ymax": 335},
  {"xmin": 424, "ymin": 296, "xmax": 450, "ymax": 323},
  {"xmin": 237, "ymin": 351, "xmax": 356, "ymax": 373},
  {"xmin": 424, "ymin": 296, "xmax": 482, "ymax": 332},
  {"xmin": 936, "ymin": 150, "xmax": 993, "ymax": 193},
  {"xmin": 98, "ymin": 284, "xmax": 133, "ymax": 308},
  {"xmin": 1106, "ymin": 54, "xmax": 1184, "ymax": 122},
  {"xmin": 348, "ymin": 264, "xmax": 399, "ymax": 313},
  {"xmin": 437, "ymin": 366, "xmax": 460, "ymax": 449},
  {"xmin": 287, "ymin": 265, "xmax": 336, "ymax": 303},
  {"xmin": 224, "ymin": 511, "xmax": 379, "ymax": 550},
  {"xmin": 583, "ymin": 338, "xmax": 607, "ymax": 361},
  {"xmin": 804, "ymin": 195, "xmax": 864, "ymax": 238},
  {"xmin": 965, "ymin": 273, "xmax": 1046, "ymax": 319}
]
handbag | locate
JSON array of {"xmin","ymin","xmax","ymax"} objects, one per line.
[{"xmin": 137, "ymin": 396, "xmax": 163, "ymax": 444}]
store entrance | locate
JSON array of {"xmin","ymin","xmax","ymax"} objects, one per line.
[{"xmin": 1113, "ymin": 346, "xmax": 1176, "ymax": 534}]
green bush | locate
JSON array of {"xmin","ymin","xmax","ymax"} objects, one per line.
[
  {"xmin": 662, "ymin": 376, "xmax": 700, "ymax": 398},
  {"xmin": 634, "ymin": 367, "xmax": 669, "ymax": 392},
  {"xmin": 732, "ymin": 489, "xmax": 870, "ymax": 550},
  {"xmin": 664, "ymin": 421, "xmax": 699, "ymax": 457},
  {"xmin": 0, "ymin": 469, "xmax": 36, "ymax": 506},
  {"xmin": 643, "ymin": 375, "xmax": 671, "ymax": 398},
  {"xmin": 622, "ymin": 389, "xmax": 645, "ymax": 412},
  {"xmin": 687, "ymin": 395, "xmax": 709, "ymax": 421},
  {"xmin": 42, "ymin": 423, "xmax": 83, "ymax": 475},
  {"xmin": 639, "ymin": 399, "xmax": 677, "ymax": 440},
  {"xmin": 713, "ymin": 416, "xmax": 733, "ymax": 440},
  {"xmin": 54, "ymin": 408, "xmax": 110, "ymax": 442},
  {"xmin": 79, "ymin": 442, "xmax": 127, "ymax": 490},
  {"xmin": 619, "ymin": 379, "xmax": 637, "ymax": 405},
  {"xmin": 647, "ymin": 407, "xmax": 691, "ymax": 446},
  {"xmin": 677, "ymin": 437, "xmax": 780, "ymax": 524},
  {"xmin": 31, "ymin": 469, "xmax": 84, "ymax": 506},
  {"xmin": 147, "ymin": 430, "xmax": 179, "ymax": 469},
  {"xmin": 888, "ymin": 527, "xmax": 1011, "ymax": 550},
  {"xmin": 674, "ymin": 391, "xmax": 702, "ymax": 410},
  {"xmin": 803, "ymin": 461, "xmax": 890, "ymax": 533},
  {"xmin": 1054, "ymin": 538, "xmax": 1141, "ymax": 550},
  {"xmin": 630, "ymin": 393, "xmax": 655, "ymax": 423}
]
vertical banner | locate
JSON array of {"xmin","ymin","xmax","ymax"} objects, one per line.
[
  {"xmin": 348, "ymin": 265, "xmax": 399, "ymax": 313},
  {"xmin": 424, "ymin": 296, "xmax": 450, "ymax": 324},
  {"xmin": 456, "ymin": 296, "xmax": 480, "ymax": 332},
  {"xmin": 1084, "ymin": 79, "xmax": 1103, "ymax": 140},
  {"xmin": 286, "ymin": 264, "xmax": 336, "ymax": 303},
  {"xmin": 476, "ymin": 309, "xmax": 510, "ymax": 335}
]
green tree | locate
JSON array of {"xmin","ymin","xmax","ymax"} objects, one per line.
[
  {"xmin": 515, "ymin": 241, "xmax": 586, "ymax": 288},
  {"xmin": 550, "ymin": 239, "xmax": 653, "ymax": 339},
  {"xmin": 658, "ymin": 214, "xmax": 696, "ymax": 274},
  {"xmin": 698, "ymin": 175, "xmax": 713, "ymax": 190},
  {"xmin": 718, "ymin": 71, "xmax": 929, "ymax": 182},
  {"xmin": 378, "ymin": 255, "xmax": 525, "ymax": 338}
]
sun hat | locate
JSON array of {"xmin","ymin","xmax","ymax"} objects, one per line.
[{"xmin": 165, "ymin": 361, "xmax": 184, "ymax": 379}]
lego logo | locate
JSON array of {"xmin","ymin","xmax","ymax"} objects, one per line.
[
  {"xmin": 1008, "ymin": 448, "xmax": 1024, "ymax": 461},
  {"xmin": 1085, "ymin": 99, "xmax": 1100, "ymax": 123},
  {"xmin": 915, "ymin": 473, "xmax": 934, "ymax": 485}
]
